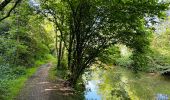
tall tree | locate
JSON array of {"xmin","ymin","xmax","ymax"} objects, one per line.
[{"xmin": 40, "ymin": 0, "xmax": 169, "ymax": 86}]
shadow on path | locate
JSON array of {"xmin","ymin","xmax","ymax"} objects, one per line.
[{"xmin": 16, "ymin": 63, "xmax": 82, "ymax": 100}]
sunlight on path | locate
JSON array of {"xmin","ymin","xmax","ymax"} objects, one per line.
[
  {"xmin": 16, "ymin": 63, "xmax": 55, "ymax": 100},
  {"xmin": 16, "ymin": 63, "xmax": 78, "ymax": 100}
]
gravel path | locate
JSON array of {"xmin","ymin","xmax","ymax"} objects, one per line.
[{"xmin": 16, "ymin": 63, "xmax": 82, "ymax": 100}]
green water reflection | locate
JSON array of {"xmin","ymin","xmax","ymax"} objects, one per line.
[{"xmin": 84, "ymin": 66, "xmax": 170, "ymax": 100}]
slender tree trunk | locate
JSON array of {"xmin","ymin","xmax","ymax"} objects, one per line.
[
  {"xmin": 61, "ymin": 42, "xmax": 65, "ymax": 60},
  {"xmin": 55, "ymin": 31, "xmax": 59, "ymax": 56},
  {"xmin": 57, "ymin": 38, "xmax": 62, "ymax": 69},
  {"xmin": 68, "ymin": 34, "xmax": 73, "ymax": 71},
  {"xmin": 67, "ymin": 63, "xmax": 86, "ymax": 87}
]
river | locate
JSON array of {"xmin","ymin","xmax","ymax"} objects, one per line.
[{"xmin": 83, "ymin": 66, "xmax": 170, "ymax": 100}]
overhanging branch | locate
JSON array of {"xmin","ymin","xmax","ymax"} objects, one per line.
[
  {"xmin": 0, "ymin": 0, "xmax": 22, "ymax": 22},
  {"xmin": 0, "ymin": 0, "xmax": 12, "ymax": 11}
]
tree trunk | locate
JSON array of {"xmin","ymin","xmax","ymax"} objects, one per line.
[
  {"xmin": 61, "ymin": 42, "xmax": 65, "ymax": 60},
  {"xmin": 67, "ymin": 69, "xmax": 80, "ymax": 87},
  {"xmin": 57, "ymin": 39, "xmax": 62, "ymax": 69},
  {"xmin": 68, "ymin": 34, "xmax": 73, "ymax": 71}
]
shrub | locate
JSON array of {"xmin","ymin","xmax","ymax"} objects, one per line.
[
  {"xmin": 0, "ymin": 64, "xmax": 14, "ymax": 79},
  {"xmin": 0, "ymin": 64, "xmax": 13, "ymax": 100},
  {"xmin": 0, "ymin": 79, "xmax": 9, "ymax": 100},
  {"xmin": 12, "ymin": 67, "xmax": 26, "ymax": 77}
]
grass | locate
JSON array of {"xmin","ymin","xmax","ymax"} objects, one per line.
[
  {"xmin": 44, "ymin": 54, "xmax": 57, "ymax": 63},
  {"xmin": 48, "ymin": 64, "xmax": 67, "ymax": 81},
  {"xmin": 35, "ymin": 54, "xmax": 56, "ymax": 67},
  {"xmin": 48, "ymin": 54, "xmax": 57, "ymax": 81},
  {"xmin": 48, "ymin": 64, "xmax": 57, "ymax": 81}
]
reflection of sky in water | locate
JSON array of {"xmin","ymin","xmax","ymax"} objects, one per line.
[
  {"xmin": 156, "ymin": 94, "xmax": 169, "ymax": 100},
  {"xmin": 84, "ymin": 80, "xmax": 101, "ymax": 100},
  {"xmin": 29, "ymin": 0, "xmax": 40, "ymax": 6}
]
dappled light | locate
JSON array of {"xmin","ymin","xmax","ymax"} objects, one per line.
[
  {"xmin": 37, "ymin": 82, "xmax": 50, "ymax": 85},
  {"xmin": 0, "ymin": 0, "xmax": 170, "ymax": 100}
]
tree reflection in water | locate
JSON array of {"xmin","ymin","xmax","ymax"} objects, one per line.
[{"xmin": 83, "ymin": 66, "xmax": 170, "ymax": 100}]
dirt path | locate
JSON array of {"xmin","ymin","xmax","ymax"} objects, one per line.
[{"xmin": 16, "ymin": 63, "xmax": 79, "ymax": 100}]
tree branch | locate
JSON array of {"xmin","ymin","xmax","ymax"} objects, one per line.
[
  {"xmin": 0, "ymin": 0, "xmax": 12, "ymax": 11},
  {"xmin": 0, "ymin": 0, "xmax": 22, "ymax": 22}
]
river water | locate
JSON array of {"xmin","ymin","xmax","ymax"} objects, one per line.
[{"xmin": 83, "ymin": 66, "xmax": 170, "ymax": 100}]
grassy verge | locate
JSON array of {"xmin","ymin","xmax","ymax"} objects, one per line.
[
  {"xmin": 48, "ymin": 64, "xmax": 57, "ymax": 81},
  {"xmin": 48, "ymin": 59, "xmax": 67, "ymax": 81}
]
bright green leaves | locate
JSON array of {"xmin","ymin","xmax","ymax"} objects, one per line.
[
  {"xmin": 98, "ymin": 45, "xmax": 121, "ymax": 65},
  {"xmin": 38, "ymin": 0, "xmax": 170, "ymax": 85}
]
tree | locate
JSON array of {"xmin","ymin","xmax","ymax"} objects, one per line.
[
  {"xmin": 0, "ymin": 0, "xmax": 54, "ymax": 66},
  {"xmin": 40, "ymin": 0, "xmax": 169, "ymax": 86}
]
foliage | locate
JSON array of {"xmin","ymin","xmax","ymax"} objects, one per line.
[
  {"xmin": 147, "ymin": 26, "xmax": 170, "ymax": 73},
  {"xmin": 131, "ymin": 51, "xmax": 150, "ymax": 71},
  {"xmin": 0, "ymin": 36, "xmax": 17, "ymax": 64},
  {"xmin": 0, "ymin": 0, "xmax": 169, "ymax": 99},
  {"xmin": 98, "ymin": 45, "xmax": 121, "ymax": 65},
  {"xmin": 12, "ymin": 66, "xmax": 26, "ymax": 77},
  {"xmin": 116, "ymin": 56, "xmax": 133, "ymax": 68},
  {"xmin": 0, "ymin": 79, "xmax": 9, "ymax": 100},
  {"xmin": 0, "ymin": 64, "xmax": 12, "ymax": 100},
  {"xmin": 0, "ymin": 0, "xmax": 56, "ymax": 99},
  {"xmin": 48, "ymin": 65, "xmax": 57, "ymax": 81},
  {"xmin": 0, "ymin": 0, "xmax": 22, "ymax": 21},
  {"xmin": 39, "ymin": 0, "xmax": 169, "ymax": 86}
]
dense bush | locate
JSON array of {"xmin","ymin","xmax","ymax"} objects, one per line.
[
  {"xmin": 0, "ymin": 64, "xmax": 15, "ymax": 80},
  {"xmin": 0, "ymin": 79, "xmax": 9, "ymax": 100},
  {"xmin": 0, "ymin": 37, "xmax": 17, "ymax": 64},
  {"xmin": 146, "ymin": 28, "xmax": 170, "ymax": 72},
  {"xmin": 12, "ymin": 67, "xmax": 26, "ymax": 77},
  {"xmin": 131, "ymin": 52, "xmax": 150, "ymax": 72},
  {"xmin": 0, "ymin": 64, "xmax": 13, "ymax": 100}
]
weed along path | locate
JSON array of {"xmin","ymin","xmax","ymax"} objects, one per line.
[{"xmin": 16, "ymin": 63, "xmax": 77, "ymax": 100}]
